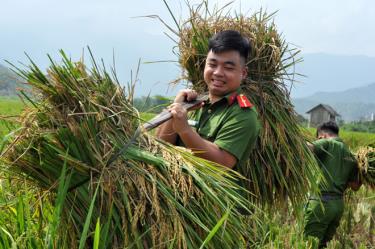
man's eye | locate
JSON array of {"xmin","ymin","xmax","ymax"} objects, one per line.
[{"xmin": 225, "ymin": 67, "xmax": 234, "ymax": 70}]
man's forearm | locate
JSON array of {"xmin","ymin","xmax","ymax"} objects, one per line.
[
  {"xmin": 155, "ymin": 120, "xmax": 178, "ymax": 144},
  {"xmin": 178, "ymin": 127, "xmax": 236, "ymax": 168}
]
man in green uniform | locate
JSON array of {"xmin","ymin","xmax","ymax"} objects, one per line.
[
  {"xmin": 156, "ymin": 30, "xmax": 260, "ymax": 170},
  {"xmin": 304, "ymin": 121, "xmax": 361, "ymax": 248}
]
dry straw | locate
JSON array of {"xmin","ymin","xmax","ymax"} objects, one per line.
[
  {"xmin": 156, "ymin": 1, "xmax": 321, "ymax": 206},
  {"xmin": 1, "ymin": 51, "xmax": 259, "ymax": 248},
  {"xmin": 356, "ymin": 146, "xmax": 375, "ymax": 188}
]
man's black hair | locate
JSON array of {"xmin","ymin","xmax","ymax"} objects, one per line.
[
  {"xmin": 208, "ymin": 30, "xmax": 250, "ymax": 61},
  {"xmin": 316, "ymin": 121, "xmax": 339, "ymax": 136}
]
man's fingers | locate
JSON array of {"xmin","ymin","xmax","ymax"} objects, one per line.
[
  {"xmin": 167, "ymin": 103, "xmax": 182, "ymax": 115},
  {"xmin": 185, "ymin": 90, "xmax": 198, "ymax": 101},
  {"xmin": 174, "ymin": 89, "xmax": 197, "ymax": 103},
  {"xmin": 167, "ymin": 103, "xmax": 188, "ymax": 119},
  {"xmin": 167, "ymin": 103, "xmax": 180, "ymax": 110}
]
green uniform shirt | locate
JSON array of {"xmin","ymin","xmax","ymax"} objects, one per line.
[
  {"xmin": 182, "ymin": 90, "xmax": 260, "ymax": 170},
  {"xmin": 313, "ymin": 137, "xmax": 358, "ymax": 195}
]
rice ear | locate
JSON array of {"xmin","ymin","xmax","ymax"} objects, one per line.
[{"xmin": 356, "ymin": 146, "xmax": 375, "ymax": 188}]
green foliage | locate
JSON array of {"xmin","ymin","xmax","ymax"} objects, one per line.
[
  {"xmin": 0, "ymin": 97, "xmax": 24, "ymax": 115},
  {"xmin": 0, "ymin": 176, "xmax": 52, "ymax": 249},
  {"xmin": 0, "ymin": 97, "xmax": 25, "ymax": 137},
  {"xmin": 341, "ymin": 120, "xmax": 375, "ymax": 133},
  {"xmin": 133, "ymin": 95, "xmax": 171, "ymax": 113}
]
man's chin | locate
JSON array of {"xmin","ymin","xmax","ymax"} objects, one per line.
[
  {"xmin": 209, "ymin": 88, "xmax": 225, "ymax": 95},
  {"xmin": 209, "ymin": 89, "xmax": 230, "ymax": 98}
]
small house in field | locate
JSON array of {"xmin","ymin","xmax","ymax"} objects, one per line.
[{"xmin": 306, "ymin": 104, "xmax": 340, "ymax": 127}]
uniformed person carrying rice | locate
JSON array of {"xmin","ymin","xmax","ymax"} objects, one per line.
[
  {"xmin": 304, "ymin": 121, "xmax": 362, "ymax": 248},
  {"xmin": 156, "ymin": 30, "xmax": 260, "ymax": 171}
]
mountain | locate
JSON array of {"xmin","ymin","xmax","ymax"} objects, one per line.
[
  {"xmin": 0, "ymin": 63, "xmax": 24, "ymax": 96},
  {"xmin": 293, "ymin": 82, "xmax": 375, "ymax": 121},
  {"xmin": 304, "ymin": 82, "xmax": 375, "ymax": 104},
  {"xmin": 291, "ymin": 53, "xmax": 375, "ymax": 98}
]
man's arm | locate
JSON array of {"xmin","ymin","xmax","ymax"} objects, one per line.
[
  {"xmin": 178, "ymin": 126, "xmax": 237, "ymax": 168},
  {"xmin": 157, "ymin": 116, "xmax": 237, "ymax": 168},
  {"xmin": 161, "ymin": 101, "xmax": 237, "ymax": 168},
  {"xmin": 156, "ymin": 90, "xmax": 198, "ymax": 145},
  {"xmin": 155, "ymin": 119, "xmax": 178, "ymax": 144},
  {"xmin": 348, "ymin": 180, "xmax": 362, "ymax": 191}
]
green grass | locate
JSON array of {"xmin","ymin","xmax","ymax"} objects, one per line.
[
  {"xmin": 0, "ymin": 97, "xmax": 25, "ymax": 115},
  {"xmin": 0, "ymin": 97, "xmax": 26, "ymax": 137},
  {"xmin": 140, "ymin": 112, "xmax": 156, "ymax": 121},
  {"xmin": 340, "ymin": 130, "xmax": 375, "ymax": 150}
]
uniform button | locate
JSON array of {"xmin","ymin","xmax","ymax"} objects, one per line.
[{"xmin": 207, "ymin": 109, "xmax": 212, "ymax": 114}]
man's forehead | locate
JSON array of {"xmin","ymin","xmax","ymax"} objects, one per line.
[{"xmin": 206, "ymin": 50, "xmax": 242, "ymax": 63}]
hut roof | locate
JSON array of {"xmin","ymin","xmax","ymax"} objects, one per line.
[{"xmin": 306, "ymin": 104, "xmax": 341, "ymax": 116}]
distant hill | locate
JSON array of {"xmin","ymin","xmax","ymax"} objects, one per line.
[
  {"xmin": 291, "ymin": 53, "xmax": 375, "ymax": 98},
  {"xmin": 293, "ymin": 82, "xmax": 375, "ymax": 121},
  {"xmin": 0, "ymin": 63, "xmax": 24, "ymax": 96},
  {"xmin": 303, "ymin": 82, "xmax": 375, "ymax": 104}
]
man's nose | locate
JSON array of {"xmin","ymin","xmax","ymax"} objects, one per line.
[{"xmin": 213, "ymin": 65, "xmax": 224, "ymax": 76}]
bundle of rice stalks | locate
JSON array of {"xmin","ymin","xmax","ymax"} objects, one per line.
[
  {"xmin": 356, "ymin": 146, "xmax": 375, "ymax": 188},
  {"xmin": 1, "ymin": 51, "xmax": 258, "ymax": 248},
  {"xmin": 158, "ymin": 2, "xmax": 321, "ymax": 206}
]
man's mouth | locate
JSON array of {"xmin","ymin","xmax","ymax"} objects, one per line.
[{"xmin": 211, "ymin": 79, "xmax": 225, "ymax": 86}]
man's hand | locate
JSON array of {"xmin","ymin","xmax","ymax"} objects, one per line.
[
  {"xmin": 174, "ymin": 89, "xmax": 198, "ymax": 103},
  {"xmin": 348, "ymin": 180, "xmax": 362, "ymax": 191},
  {"xmin": 167, "ymin": 103, "xmax": 190, "ymax": 134},
  {"xmin": 156, "ymin": 89, "xmax": 200, "ymax": 144},
  {"xmin": 157, "ymin": 89, "xmax": 237, "ymax": 168},
  {"xmin": 307, "ymin": 141, "xmax": 315, "ymax": 151}
]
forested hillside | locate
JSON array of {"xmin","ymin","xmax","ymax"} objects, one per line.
[{"xmin": 0, "ymin": 63, "xmax": 24, "ymax": 96}]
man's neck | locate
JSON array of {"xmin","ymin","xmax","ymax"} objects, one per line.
[
  {"xmin": 209, "ymin": 90, "xmax": 239, "ymax": 104},
  {"xmin": 209, "ymin": 94, "xmax": 220, "ymax": 104}
]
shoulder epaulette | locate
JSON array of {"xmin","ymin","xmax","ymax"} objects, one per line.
[
  {"xmin": 237, "ymin": 94, "xmax": 253, "ymax": 108},
  {"xmin": 228, "ymin": 92, "xmax": 237, "ymax": 105}
]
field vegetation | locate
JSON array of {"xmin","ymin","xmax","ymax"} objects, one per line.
[
  {"xmin": 0, "ymin": 97, "xmax": 26, "ymax": 137},
  {"xmin": 341, "ymin": 120, "xmax": 375, "ymax": 133},
  {"xmin": 1, "ymin": 97, "xmax": 374, "ymax": 248}
]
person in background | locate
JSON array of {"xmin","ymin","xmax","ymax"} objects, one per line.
[{"xmin": 304, "ymin": 121, "xmax": 361, "ymax": 248}]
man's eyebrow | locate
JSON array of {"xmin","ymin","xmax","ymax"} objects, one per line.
[
  {"xmin": 207, "ymin": 58, "xmax": 217, "ymax": 63},
  {"xmin": 224, "ymin": 61, "xmax": 236, "ymax": 66},
  {"xmin": 207, "ymin": 58, "xmax": 236, "ymax": 66}
]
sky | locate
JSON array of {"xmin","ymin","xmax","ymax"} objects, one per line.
[{"xmin": 1, "ymin": 0, "xmax": 374, "ymax": 97}]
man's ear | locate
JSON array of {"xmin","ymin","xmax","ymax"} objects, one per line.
[
  {"xmin": 318, "ymin": 133, "xmax": 328, "ymax": 139},
  {"xmin": 242, "ymin": 67, "xmax": 248, "ymax": 80}
]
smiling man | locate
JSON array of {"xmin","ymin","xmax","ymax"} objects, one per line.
[{"xmin": 156, "ymin": 30, "xmax": 260, "ymax": 171}]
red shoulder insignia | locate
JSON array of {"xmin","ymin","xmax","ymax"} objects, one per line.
[
  {"xmin": 228, "ymin": 92, "xmax": 238, "ymax": 106},
  {"xmin": 237, "ymin": 94, "xmax": 253, "ymax": 108}
]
